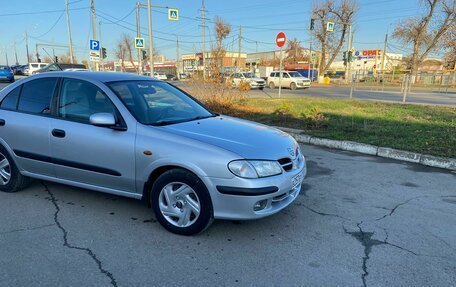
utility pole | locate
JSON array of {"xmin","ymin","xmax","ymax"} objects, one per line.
[
  {"xmin": 99, "ymin": 21, "xmax": 104, "ymax": 71},
  {"xmin": 147, "ymin": 0, "xmax": 154, "ymax": 76},
  {"xmin": 65, "ymin": 0, "xmax": 75, "ymax": 64},
  {"xmin": 14, "ymin": 42, "xmax": 19, "ymax": 65},
  {"xmin": 201, "ymin": 0, "xmax": 206, "ymax": 79},
  {"xmin": 237, "ymin": 25, "xmax": 242, "ymax": 72},
  {"xmin": 346, "ymin": 24, "xmax": 353, "ymax": 84},
  {"xmin": 136, "ymin": 2, "xmax": 142, "ymax": 74},
  {"xmin": 91, "ymin": 0, "xmax": 99, "ymax": 71},
  {"xmin": 381, "ymin": 33, "xmax": 388, "ymax": 81},
  {"xmin": 5, "ymin": 51, "xmax": 9, "ymax": 66},
  {"xmin": 176, "ymin": 36, "xmax": 180, "ymax": 79},
  {"xmin": 25, "ymin": 31, "xmax": 30, "ymax": 63}
]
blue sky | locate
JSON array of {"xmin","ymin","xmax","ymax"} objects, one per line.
[{"xmin": 0, "ymin": 0, "xmax": 429, "ymax": 65}]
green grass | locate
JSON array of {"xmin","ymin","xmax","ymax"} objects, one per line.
[{"xmin": 210, "ymin": 97, "xmax": 456, "ymax": 158}]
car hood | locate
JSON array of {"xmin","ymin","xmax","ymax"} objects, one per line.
[
  {"xmin": 247, "ymin": 77, "xmax": 264, "ymax": 82},
  {"xmin": 161, "ymin": 116, "xmax": 298, "ymax": 160},
  {"xmin": 0, "ymin": 70, "xmax": 11, "ymax": 75}
]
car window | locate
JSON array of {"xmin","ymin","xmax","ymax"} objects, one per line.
[
  {"xmin": 0, "ymin": 86, "xmax": 21, "ymax": 110},
  {"xmin": 269, "ymin": 72, "xmax": 274, "ymax": 77},
  {"xmin": 289, "ymin": 71, "xmax": 302, "ymax": 77},
  {"xmin": 40, "ymin": 64, "xmax": 47, "ymax": 68},
  {"xmin": 108, "ymin": 80, "xmax": 213, "ymax": 125},
  {"xmin": 58, "ymin": 78, "xmax": 116, "ymax": 123},
  {"xmin": 18, "ymin": 78, "xmax": 57, "ymax": 114},
  {"xmin": 31, "ymin": 64, "xmax": 38, "ymax": 68},
  {"xmin": 283, "ymin": 73, "xmax": 289, "ymax": 78}
]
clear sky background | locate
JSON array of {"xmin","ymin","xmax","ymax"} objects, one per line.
[{"xmin": 0, "ymin": 0, "xmax": 438, "ymax": 65}]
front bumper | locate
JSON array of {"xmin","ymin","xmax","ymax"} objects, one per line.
[
  {"xmin": 249, "ymin": 81, "xmax": 266, "ymax": 89},
  {"xmin": 204, "ymin": 160, "xmax": 307, "ymax": 220},
  {"xmin": 296, "ymin": 81, "xmax": 311, "ymax": 88}
]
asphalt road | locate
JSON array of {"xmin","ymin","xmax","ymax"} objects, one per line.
[{"xmin": 1, "ymin": 144, "xmax": 455, "ymax": 286}]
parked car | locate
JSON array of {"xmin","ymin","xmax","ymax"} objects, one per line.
[
  {"xmin": 10, "ymin": 65, "xmax": 22, "ymax": 75},
  {"xmin": 25, "ymin": 63, "xmax": 49, "ymax": 76},
  {"xmin": 0, "ymin": 72, "xmax": 306, "ymax": 235},
  {"xmin": 230, "ymin": 72, "xmax": 265, "ymax": 90},
  {"xmin": 166, "ymin": 74, "xmax": 177, "ymax": 81},
  {"xmin": 143, "ymin": 72, "xmax": 168, "ymax": 80},
  {"xmin": 179, "ymin": 73, "xmax": 188, "ymax": 79},
  {"xmin": 33, "ymin": 63, "xmax": 87, "ymax": 74},
  {"xmin": 0, "ymin": 66, "xmax": 14, "ymax": 83},
  {"xmin": 17, "ymin": 65, "xmax": 29, "ymax": 76},
  {"xmin": 267, "ymin": 71, "xmax": 311, "ymax": 90}
]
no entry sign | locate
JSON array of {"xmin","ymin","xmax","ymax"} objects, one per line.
[{"xmin": 276, "ymin": 32, "xmax": 286, "ymax": 48}]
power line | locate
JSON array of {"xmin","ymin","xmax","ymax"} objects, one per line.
[
  {"xmin": 0, "ymin": 6, "xmax": 89, "ymax": 17},
  {"xmin": 30, "ymin": 10, "xmax": 65, "ymax": 38}
]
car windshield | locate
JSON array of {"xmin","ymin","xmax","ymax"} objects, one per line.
[
  {"xmin": 289, "ymin": 71, "xmax": 302, "ymax": 77},
  {"xmin": 242, "ymin": 72, "xmax": 254, "ymax": 78},
  {"xmin": 107, "ymin": 80, "xmax": 214, "ymax": 126}
]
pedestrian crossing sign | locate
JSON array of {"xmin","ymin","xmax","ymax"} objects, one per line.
[
  {"xmin": 134, "ymin": 37, "xmax": 145, "ymax": 49},
  {"xmin": 168, "ymin": 8, "xmax": 179, "ymax": 21}
]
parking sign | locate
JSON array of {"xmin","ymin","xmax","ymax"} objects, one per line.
[{"xmin": 90, "ymin": 40, "xmax": 100, "ymax": 51}]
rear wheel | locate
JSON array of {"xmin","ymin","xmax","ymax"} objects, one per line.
[
  {"xmin": 269, "ymin": 82, "xmax": 275, "ymax": 89},
  {"xmin": 0, "ymin": 146, "xmax": 31, "ymax": 193},
  {"xmin": 290, "ymin": 82, "xmax": 297, "ymax": 90},
  {"xmin": 151, "ymin": 169, "xmax": 213, "ymax": 235}
]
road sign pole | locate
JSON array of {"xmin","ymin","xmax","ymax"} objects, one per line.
[
  {"xmin": 279, "ymin": 46, "xmax": 283, "ymax": 98},
  {"xmin": 136, "ymin": 2, "xmax": 142, "ymax": 75}
]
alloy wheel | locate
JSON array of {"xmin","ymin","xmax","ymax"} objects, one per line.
[{"xmin": 0, "ymin": 153, "xmax": 11, "ymax": 186}]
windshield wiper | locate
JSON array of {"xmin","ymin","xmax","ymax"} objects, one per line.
[{"xmin": 150, "ymin": 114, "xmax": 217, "ymax": 126}]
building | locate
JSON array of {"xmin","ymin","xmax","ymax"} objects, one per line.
[
  {"xmin": 329, "ymin": 49, "xmax": 403, "ymax": 75},
  {"xmin": 246, "ymin": 49, "xmax": 317, "ymax": 69},
  {"xmin": 181, "ymin": 52, "xmax": 247, "ymax": 73}
]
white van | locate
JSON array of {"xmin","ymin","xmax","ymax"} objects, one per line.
[
  {"xmin": 267, "ymin": 71, "xmax": 311, "ymax": 90},
  {"xmin": 24, "ymin": 63, "xmax": 49, "ymax": 76}
]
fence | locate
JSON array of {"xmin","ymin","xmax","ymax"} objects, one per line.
[{"xmin": 349, "ymin": 71, "xmax": 456, "ymax": 103}]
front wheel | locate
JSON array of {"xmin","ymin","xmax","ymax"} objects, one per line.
[
  {"xmin": 290, "ymin": 82, "xmax": 297, "ymax": 90},
  {"xmin": 151, "ymin": 169, "xmax": 213, "ymax": 235},
  {"xmin": 259, "ymin": 87, "xmax": 264, "ymax": 90}
]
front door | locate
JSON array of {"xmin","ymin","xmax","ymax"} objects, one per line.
[{"xmin": 50, "ymin": 78, "xmax": 136, "ymax": 193}]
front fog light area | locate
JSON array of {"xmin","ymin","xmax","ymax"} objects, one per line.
[{"xmin": 254, "ymin": 199, "xmax": 268, "ymax": 211}]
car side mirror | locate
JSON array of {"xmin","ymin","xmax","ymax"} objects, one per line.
[{"xmin": 89, "ymin": 113, "xmax": 116, "ymax": 127}]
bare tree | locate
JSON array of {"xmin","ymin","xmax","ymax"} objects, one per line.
[
  {"xmin": 443, "ymin": 23, "xmax": 456, "ymax": 69},
  {"xmin": 285, "ymin": 38, "xmax": 308, "ymax": 65},
  {"xmin": 393, "ymin": 0, "xmax": 456, "ymax": 78},
  {"xmin": 115, "ymin": 33, "xmax": 138, "ymax": 72},
  {"xmin": 312, "ymin": 0, "xmax": 358, "ymax": 78},
  {"xmin": 58, "ymin": 52, "xmax": 75, "ymax": 64},
  {"xmin": 210, "ymin": 16, "xmax": 231, "ymax": 77}
]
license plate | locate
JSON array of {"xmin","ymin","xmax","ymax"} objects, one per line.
[{"xmin": 291, "ymin": 173, "xmax": 303, "ymax": 189}]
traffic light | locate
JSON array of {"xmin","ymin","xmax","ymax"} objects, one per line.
[
  {"xmin": 102, "ymin": 47, "xmax": 107, "ymax": 59},
  {"xmin": 142, "ymin": 50, "xmax": 147, "ymax": 59},
  {"xmin": 55, "ymin": 56, "xmax": 58, "ymax": 63},
  {"xmin": 348, "ymin": 51, "xmax": 353, "ymax": 63},
  {"xmin": 37, "ymin": 57, "xmax": 41, "ymax": 63},
  {"xmin": 310, "ymin": 18, "xmax": 315, "ymax": 30},
  {"xmin": 342, "ymin": 51, "xmax": 347, "ymax": 66}
]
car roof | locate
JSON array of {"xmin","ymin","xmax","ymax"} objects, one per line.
[{"xmin": 29, "ymin": 71, "xmax": 159, "ymax": 83}]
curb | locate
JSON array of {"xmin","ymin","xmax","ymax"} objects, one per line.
[{"xmin": 277, "ymin": 127, "xmax": 456, "ymax": 172}]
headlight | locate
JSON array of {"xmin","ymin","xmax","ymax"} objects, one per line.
[{"xmin": 228, "ymin": 160, "xmax": 282, "ymax": 178}]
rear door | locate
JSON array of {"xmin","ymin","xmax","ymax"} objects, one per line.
[
  {"xmin": 0, "ymin": 78, "xmax": 58, "ymax": 177},
  {"xmin": 50, "ymin": 77, "xmax": 136, "ymax": 193}
]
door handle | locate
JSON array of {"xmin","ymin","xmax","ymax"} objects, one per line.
[
  {"xmin": 52, "ymin": 129, "xmax": 66, "ymax": 138},
  {"xmin": 0, "ymin": 119, "xmax": 5, "ymax": 126}
]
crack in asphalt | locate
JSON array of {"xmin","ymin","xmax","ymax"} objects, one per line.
[
  {"xmin": 343, "ymin": 222, "xmax": 417, "ymax": 287},
  {"xmin": 42, "ymin": 182, "xmax": 118, "ymax": 287},
  {"xmin": 297, "ymin": 203, "xmax": 350, "ymax": 220},
  {"xmin": 375, "ymin": 196, "xmax": 428, "ymax": 221},
  {"xmin": 0, "ymin": 223, "xmax": 55, "ymax": 235}
]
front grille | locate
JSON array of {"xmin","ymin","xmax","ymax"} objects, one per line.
[{"xmin": 278, "ymin": 157, "xmax": 293, "ymax": 171}]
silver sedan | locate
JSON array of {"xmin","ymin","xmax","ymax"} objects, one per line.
[{"xmin": 0, "ymin": 72, "xmax": 306, "ymax": 235}]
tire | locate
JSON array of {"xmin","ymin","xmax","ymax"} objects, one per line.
[
  {"xmin": 150, "ymin": 168, "xmax": 213, "ymax": 235},
  {"xmin": 259, "ymin": 87, "xmax": 264, "ymax": 90},
  {"xmin": 269, "ymin": 82, "xmax": 275, "ymax": 89},
  {"xmin": 0, "ymin": 145, "xmax": 31, "ymax": 193},
  {"xmin": 290, "ymin": 82, "xmax": 297, "ymax": 90}
]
